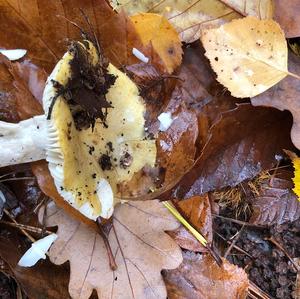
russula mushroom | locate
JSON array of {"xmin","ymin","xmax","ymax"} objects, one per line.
[{"xmin": 0, "ymin": 40, "xmax": 156, "ymax": 220}]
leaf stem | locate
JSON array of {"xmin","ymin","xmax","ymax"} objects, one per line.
[{"xmin": 96, "ymin": 217, "xmax": 117, "ymax": 271}]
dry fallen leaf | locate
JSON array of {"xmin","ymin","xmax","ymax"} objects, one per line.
[
  {"xmin": 273, "ymin": 0, "xmax": 300, "ymax": 38},
  {"xmin": 168, "ymin": 195, "xmax": 212, "ymax": 252},
  {"xmin": 251, "ymin": 51, "xmax": 300, "ymax": 150},
  {"xmin": 44, "ymin": 200, "xmax": 183, "ymax": 299},
  {"xmin": 111, "ymin": 0, "xmax": 240, "ymax": 43},
  {"xmin": 163, "ymin": 251, "xmax": 249, "ymax": 299},
  {"xmin": 131, "ymin": 13, "xmax": 182, "ymax": 73},
  {"xmin": 250, "ymin": 170, "xmax": 300, "ymax": 226},
  {"xmin": 111, "ymin": 0, "xmax": 273, "ymax": 44},
  {"xmin": 201, "ymin": 16, "xmax": 288, "ymax": 98}
]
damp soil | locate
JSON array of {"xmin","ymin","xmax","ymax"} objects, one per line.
[
  {"xmin": 214, "ymin": 213, "xmax": 300, "ymax": 299},
  {"xmin": 48, "ymin": 40, "xmax": 116, "ymax": 130}
]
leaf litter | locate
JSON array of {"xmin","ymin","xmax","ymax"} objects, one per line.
[{"xmin": 1, "ymin": 1, "xmax": 300, "ymax": 299}]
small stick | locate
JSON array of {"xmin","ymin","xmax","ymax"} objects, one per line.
[
  {"xmin": 0, "ymin": 177, "xmax": 34, "ymax": 183},
  {"xmin": 96, "ymin": 217, "xmax": 117, "ymax": 271},
  {"xmin": 3, "ymin": 209, "xmax": 35, "ymax": 242},
  {"xmin": 224, "ymin": 225, "xmax": 245, "ymax": 259},
  {"xmin": 248, "ymin": 281, "xmax": 272, "ymax": 299},
  {"xmin": 0, "ymin": 220, "xmax": 52, "ymax": 235},
  {"xmin": 213, "ymin": 214, "xmax": 266, "ymax": 228},
  {"xmin": 214, "ymin": 231, "xmax": 252, "ymax": 258}
]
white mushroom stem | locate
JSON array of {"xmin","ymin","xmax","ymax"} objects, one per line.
[{"xmin": 0, "ymin": 115, "xmax": 47, "ymax": 167}]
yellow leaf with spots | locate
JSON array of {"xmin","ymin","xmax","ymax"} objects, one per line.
[
  {"xmin": 131, "ymin": 13, "xmax": 182, "ymax": 73},
  {"xmin": 201, "ymin": 16, "xmax": 288, "ymax": 98}
]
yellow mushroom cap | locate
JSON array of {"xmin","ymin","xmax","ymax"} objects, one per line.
[{"xmin": 42, "ymin": 41, "xmax": 156, "ymax": 220}]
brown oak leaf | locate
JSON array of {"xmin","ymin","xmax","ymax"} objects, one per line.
[{"xmin": 44, "ymin": 200, "xmax": 183, "ymax": 299}]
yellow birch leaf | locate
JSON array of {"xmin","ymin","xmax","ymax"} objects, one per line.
[
  {"xmin": 201, "ymin": 16, "xmax": 288, "ymax": 98},
  {"xmin": 131, "ymin": 13, "xmax": 182, "ymax": 73}
]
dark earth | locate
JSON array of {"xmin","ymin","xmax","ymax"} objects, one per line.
[{"xmin": 214, "ymin": 214, "xmax": 300, "ymax": 299}]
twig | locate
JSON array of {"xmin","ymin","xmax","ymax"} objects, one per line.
[
  {"xmin": 0, "ymin": 220, "xmax": 52, "ymax": 235},
  {"xmin": 213, "ymin": 214, "xmax": 266, "ymax": 228},
  {"xmin": 96, "ymin": 217, "xmax": 117, "ymax": 271},
  {"xmin": 3, "ymin": 209, "xmax": 35, "ymax": 242},
  {"xmin": 0, "ymin": 177, "xmax": 34, "ymax": 183},
  {"xmin": 214, "ymin": 231, "xmax": 252, "ymax": 258},
  {"xmin": 248, "ymin": 281, "xmax": 272, "ymax": 299},
  {"xmin": 224, "ymin": 225, "xmax": 245, "ymax": 259}
]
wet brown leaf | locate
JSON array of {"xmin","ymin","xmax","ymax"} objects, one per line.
[
  {"xmin": 274, "ymin": 0, "xmax": 300, "ymax": 38},
  {"xmin": 163, "ymin": 251, "xmax": 249, "ymax": 299},
  {"xmin": 44, "ymin": 200, "xmax": 182, "ymax": 299},
  {"xmin": 1, "ymin": 57, "xmax": 46, "ymax": 119},
  {"xmin": 160, "ymin": 104, "xmax": 294, "ymax": 200},
  {"xmin": 0, "ymin": 228, "xmax": 70, "ymax": 299},
  {"xmin": 251, "ymin": 51, "xmax": 300, "ymax": 150},
  {"xmin": 168, "ymin": 195, "xmax": 212, "ymax": 252},
  {"xmin": 250, "ymin": 170, "xmax": 300, "ymax": 226}
]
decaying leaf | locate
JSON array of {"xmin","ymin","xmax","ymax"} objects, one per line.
[
  {"xmin": 273, "ymin": 0, "xmax": 300, "ymax": 38},
  {"xmin": 251, "ymin": 51, "xmax": 300, "ymax": 150},
  {"xmin": 159, "ymin": 104, "xmax": 294, "ymax": 200},
  {"xmin": 131, "ymin": 13, "xmax": 182, "ymax": 73},
  {"xmin": 250, "ymin": 170, "xmax": 300, "ymax": 226},
  {"xmin": 163, "ymin": 252, "xmax": 249, "ymax": 299},
  {"xmin": 201, "ymin": 16, "xmax": 288, "ymax": 98},
  {"xmin": 112, "ymin": 0, "xmax": 273, "ymax": 44},
  {"xmin": 44, "ymin": 200, "xmax": 182, "ymax": 299},
  {"xmin": 168, "ymin": 195, "xmax": 213, "ymax": 252}
]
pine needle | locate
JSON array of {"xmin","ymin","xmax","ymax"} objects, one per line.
[{"xmin": 163, "ymin": 201, "xmax": 207, "ymax": 247}]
